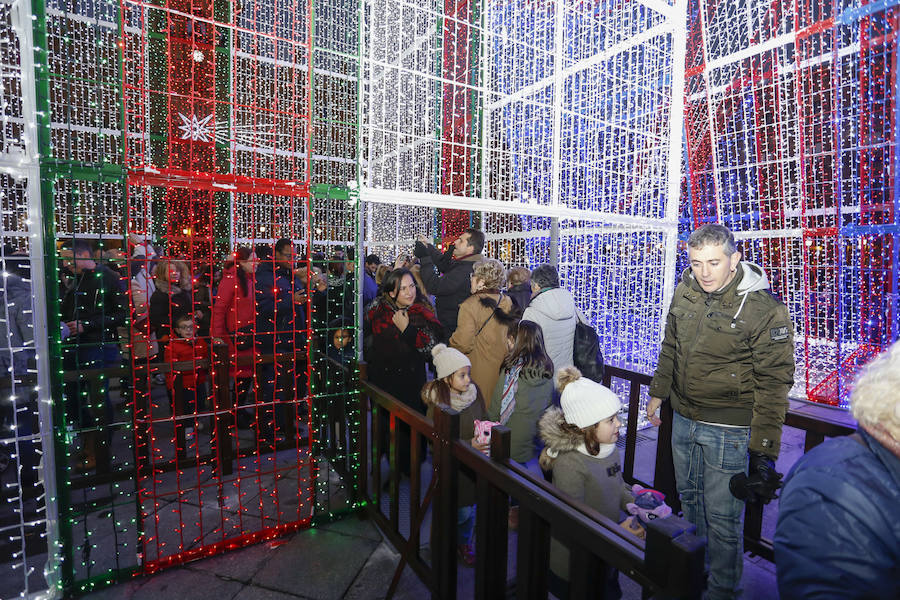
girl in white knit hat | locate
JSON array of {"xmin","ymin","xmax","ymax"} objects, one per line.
[
  {"xmin": 421, "ymin": 343, "xmax": 488, "ymax": 567},
  {"xmin": 538, "ymin": 366, "xmax": 633, "ymax": 599}
]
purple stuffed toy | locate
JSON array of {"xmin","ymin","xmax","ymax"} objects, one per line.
[{"xmin": 621, "ymin": 485, "xmax": 672, "ymax": 538}]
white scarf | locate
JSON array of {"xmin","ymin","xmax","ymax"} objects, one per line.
[
  {"xmin": 576, "ymin": 442, "xmax": 616, "ymax": 460},
  {"xmin": 545, "ymin": 441, "xmax": 616, "ymax": 460},
  {"xmin": 449, "ymin": 383, "xmax": 477, "ymax": 413}
]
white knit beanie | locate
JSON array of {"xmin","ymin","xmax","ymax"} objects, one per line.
[
  {"xmin": 556, "ymin": 366, "xmax": 621, "ymax": 428},
  {"xmin": 431, "ymin": 344, "xmax": 471, "ymax": 380}
]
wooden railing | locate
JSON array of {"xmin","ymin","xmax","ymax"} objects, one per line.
[
  {"xmin": 358, "ymin": 377, "xmax": 707, "ymax": 600},
  {"xmin": 595, "ymin": 365, "xmax": 858, "ymax": 563}
]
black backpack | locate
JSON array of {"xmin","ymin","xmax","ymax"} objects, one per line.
[{"xmin": 573, "ymin": 317, "xmax": 605, "ymax": 383}]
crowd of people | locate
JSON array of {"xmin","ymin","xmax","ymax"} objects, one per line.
[
  {"xmin": 52, "ymin": 235, "xmax": 357, "ymax": 470},
  {"xmin": 2, "ymin": 221, "xmax": 897, "ymax": 598}
]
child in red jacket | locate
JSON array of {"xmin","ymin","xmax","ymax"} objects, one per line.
[{"xmin": 165, "ymin": 313, "xmax": 208, "ymax": 440}]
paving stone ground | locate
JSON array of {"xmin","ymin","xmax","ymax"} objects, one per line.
[{"xmin": 83, "ymin": 422, "xmax": 824, "ymax": 599}]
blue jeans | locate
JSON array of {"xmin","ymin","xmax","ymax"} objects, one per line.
[
  {"xmin": 672, "ymin": 411, "xmax": 749, "ymax": 600},
  {"xmin": 458, "ymin": 505, "xmax": 475, "ymax": 546}
]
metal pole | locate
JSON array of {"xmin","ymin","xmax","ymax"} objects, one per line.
[
  {"xmin": 660, "ymin": 0, "xmax": 688, "ymax": 341},
  {"xmin": 14, "ymin": 0, "xmax": 62, "ymax": 594}
]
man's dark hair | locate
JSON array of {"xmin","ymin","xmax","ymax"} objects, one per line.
[
  {"xmin": 72, "ymin": 239, "xmax": 94, "ymax": 257},
  {"xmin": 531, "ymin": 264, "xmax": 559, "ymax": 289},
  {"xmin": 274, "ymin": 238, "xmax": 294, "ymax": 256},
  {"xmin": 464, "ymin": 228, "xmax": 485, "ymax": 254},
  {"xmin": 365, "ymin": 254, "xmax": 381, "ymax": 266},
  {"xmin": 688, "ymin": 224, "xmax": 737, "ymax": 255},
  {"xmin": 254, "ymin": 243, "xmax": 272, "ymax": 261}
]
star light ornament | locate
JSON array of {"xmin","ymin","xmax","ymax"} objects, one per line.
[
  {"xmin": 177, "ymin": 113, "xmax": 214, "ymax": 142},
  {"xmin": 175, "ymin": 112, "xmax": 290, "ymax": 155}
]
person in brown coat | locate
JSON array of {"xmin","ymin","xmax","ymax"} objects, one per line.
[{"xmin": 449, "ymin": 259, "xmax": 516, "ymax": 410}]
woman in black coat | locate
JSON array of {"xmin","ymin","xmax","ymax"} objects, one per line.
[{"xmin": 364, "ymin": 268, "xmax": 444, "ymax": 475}]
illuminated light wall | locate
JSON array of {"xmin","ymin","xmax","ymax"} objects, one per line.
[
  {"xmin": 0, "ymin": 0, "xmax": 358, "ymax": 596},
  {"xmin": 361, "ymin": 0, "xmax": 688, "ymax": 372},
  {"xmin": 683, "ymin": 0, "xmax": 900, "ymax": 406},
  {"xmin": 0, "ymin": 2, "xmax": 59, "ymax": 586},
  {"xmin": 122, "ymin": 0, "xmax": 327, "ymax": 578}
]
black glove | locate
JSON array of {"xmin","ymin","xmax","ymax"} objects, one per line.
[
  {"xmin": 729, "ymin": 451, "xmax": 783, "ymax": 504},
  {"xmin": 413, "ymin": 240, "xmax": 428, "ymax": 259}
]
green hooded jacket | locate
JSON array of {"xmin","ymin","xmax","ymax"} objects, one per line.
[{"xmin": 649, "ymin": 261, "xmax": 795, "ymax": 457}]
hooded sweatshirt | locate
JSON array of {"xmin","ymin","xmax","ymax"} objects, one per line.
[
  {"xmin": 522, "ymin": 287, "xmax": 577, "ymax": 372},
  {"xmin": 649, "ymin": 261, "xmax": 795, "ymax": 457}
]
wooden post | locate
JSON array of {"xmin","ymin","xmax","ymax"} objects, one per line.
[
  {"xmin": 569, "ymin": 546, "xmax": 603, "ymax": 600},
  {"xmin": 653, "ymin": 400, "xmax": 680, "ymax": 513},
  {"xmin": 475, "ymin": 425, "xmax": 511, "ymax": 600},
  {"xmin": 433, "ymin": 406, "xmax": 460, "ymax": 600},
  {"xmin": 623, "ymin": 379, "xmax": 641, "ymax": 482},
  {"xmin": 645, "ymin": 514, "xmax": 704, "ymax": 595},
  {"xmin": 516, "ymin": 503, "xmax": 550, "ymax": 600}
]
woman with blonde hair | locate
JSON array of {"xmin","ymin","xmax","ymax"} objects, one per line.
[
  {"xmin": 149, "ymin": 259, "xmax": 196, "ymax": 346},
  {"xmin": 775, "ymin": 341, "xmax": 900, "ymax": 598},
  {"xmin": 449, "ymin": 258, "xmax": 515, "ymax": 409},
  {"xmin": 374, "ymin": 264, "xmax": 390, "ymax": 286}
]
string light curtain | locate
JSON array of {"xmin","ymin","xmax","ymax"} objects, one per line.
[
  {"xmin": 0, "ymin": 0, "xmax": 65, "ymax": 594},
  {"xmin": 683, "ymin": 0, "xmax": 900, "ymax": 406},
  {"xmin": 121, "ymin": 0, "xmax": 325, "ymax": 580},
  {"xmin": 360, "ymin": 0, "xmax": 688, "ymax": 374}
]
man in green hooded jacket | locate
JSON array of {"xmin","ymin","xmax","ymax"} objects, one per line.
[{"xmin": 647, "ymin": 224, "xmax": 795, "ymax": 600}]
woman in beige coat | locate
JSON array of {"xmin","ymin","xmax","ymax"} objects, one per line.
[{"xmin": 449, "ymin": 259, "xmax": 516, "ymax": 410}]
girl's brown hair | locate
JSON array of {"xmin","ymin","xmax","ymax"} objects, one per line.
[
  {"xmin": 421, "ymin": 378, "xmax": 452, "ymax": 409},
  {"xmin": 502, "ymin": 320, "xmax": 554, "ymax": 377},
  {"xmin": 559, "ymin": 421, "xmax": 603, "ymax": 456},
  {"xmin": 374, "ymin": 264, "xmax": 390, "ymax": 285}
]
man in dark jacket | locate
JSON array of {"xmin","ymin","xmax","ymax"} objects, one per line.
[
  {"xmin": 254, "ymin": 239, "xmax": 307, "ymax": 441},
  {"xmin": 646, "ymin": 224, "xmax": 795, "ymax": 600},
  {"xmin": 774, "ymin": 341, "xmax": 900, "ymax": 599},
  {"xmin": 363, "ymin": 254, "xmax": 380, "ymax": 308},
  {"xmin": 60, "ymin": 240, "xmax": 127, "ymax": 471},
  {"xmin": 413, "ymin": 228, "xmax": 484, "ymax": 335}
]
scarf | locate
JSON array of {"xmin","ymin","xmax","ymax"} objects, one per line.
[
  {"xmin": 577, "ymin": 442, "xmax": 616, "ymax": 460},
  {"xmin": 498, "ymin": 363, "xmax": 523, "ymax": 425},
  {"xmin": 449, "ymin": 383, "xmax": 478, "ymax": 413},
  {"xmin": 544, "ymin": 441, "xmax": 616, "ymax": 460}
]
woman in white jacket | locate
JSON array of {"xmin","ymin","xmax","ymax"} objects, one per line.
[{"xmin": 521, "ymin": 264, "xmax": 576, "ymax": 372}]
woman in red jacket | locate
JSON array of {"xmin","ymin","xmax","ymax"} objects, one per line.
[{"xmin": 211, "ymin": 247, "xmax": 257, "ymax": 425}]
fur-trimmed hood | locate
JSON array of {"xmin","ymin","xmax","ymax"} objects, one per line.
[{"xmin": 539, "ymin": 406, "xmax": 583, "ymax": 454}]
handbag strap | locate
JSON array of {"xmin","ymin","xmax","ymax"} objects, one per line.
[{"xmin": 474, "ymin": 294, "xmax": 503, "ymax": 337}]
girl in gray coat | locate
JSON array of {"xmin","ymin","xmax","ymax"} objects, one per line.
[{"xmin": 539, "ymin": 367, "xmax": 632, "ymax": 599}]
